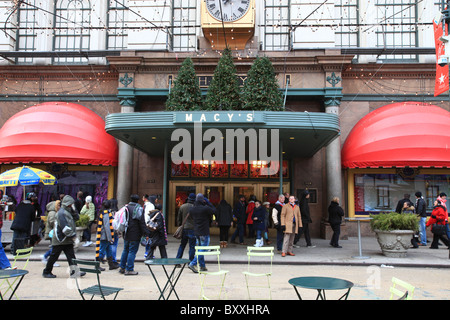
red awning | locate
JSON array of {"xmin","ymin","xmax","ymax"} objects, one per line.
[
  {"xmin": 341, "ymin": 101, "xmax": 450, "ymax": 168},
  {"xmin": 0, "ymin": 102, "xmax": 118, "ymax": 166}
]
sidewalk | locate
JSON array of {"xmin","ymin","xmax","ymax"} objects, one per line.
[
  {"xmin": 9, "ymin": 234, "xmax": 449, "ymax": 268},
  {"xmin": 3, "ymin": 235, "xmax": 450, "ymax": 300}
]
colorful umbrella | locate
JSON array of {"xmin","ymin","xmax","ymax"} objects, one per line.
[{"xmin": 0, "ymin": 165, "xmax": 57, "ymax": 199}]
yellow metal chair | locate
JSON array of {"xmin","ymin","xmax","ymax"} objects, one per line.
[
  {"xmin": 389, "ymin": 277, "xmax": 415, "ymax": 300},
  {"xmin": 0, "ymin": 247, "xmax": 33, "ymax": 299},
  {"xmin": 195, "ymin": 245, "xmax": 229, "ymax": 300},
  {"xmin": 242, "ymin": 246, "xmax": 274, "ymax": 300}
]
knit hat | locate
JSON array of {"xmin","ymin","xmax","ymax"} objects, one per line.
[
  {"xmin": 85, "ymin": 195, "xmax": 92, "ymax": 203},
  {"xmin": 188, "ymin": 193, "xmax": 196, "ymax": 201},
  {"xmin": 196, "ymin": 193, "xmax": 205, "ymax": 202}
]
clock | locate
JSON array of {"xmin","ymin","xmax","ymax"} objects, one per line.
[
  {"xmin": 201, "ymin": 0, "xmax": 255, "ymax": 50},
  {"xmin": 205, "ymin": 0, "xmax": 251, "ymax": 22}
]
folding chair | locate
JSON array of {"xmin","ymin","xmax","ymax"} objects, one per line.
[
  {"xmin": 195, "ymin": 245, "xmax": 229, "ymax": 300},
  {"xmin": 0, "ymin": 247, "xmax": 33, "ymax": 300},
  {"xmin": 72, "ymin": 259, "xmax": 123, "ymax": 300},
  {"xmin": 242, "ymin": 246, "xmax": 274, "ymax": 300},
  {"xmin": 389, "ymin": 277, "xmax": 415, "ymax": 300}
]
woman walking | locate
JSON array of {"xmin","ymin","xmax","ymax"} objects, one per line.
[
  {"xmin": 328, "ymin": 196, "xmax": 344, "ymax": 248},
  {"xmin": 216, "ymin": 199, "xmax": 233, "ymax": 248}
]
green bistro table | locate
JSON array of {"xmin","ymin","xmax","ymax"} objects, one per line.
[
  {"xmin": 145, "ymin": 258, "xmax": 190, "ymax": 300},
  {"xmin": 0, "ymin": 269, "xmax": 28, "ymax": 300},
  {"xmin": 289, "ymin": 276, "xmax": 354, "ymax": 300}
]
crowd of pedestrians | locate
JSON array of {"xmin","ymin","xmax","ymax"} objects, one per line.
[{"xmin": 0, "ymin": 188, "xmax": 448, "ymax": 279}]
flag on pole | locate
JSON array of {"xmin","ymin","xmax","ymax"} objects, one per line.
[{"xmin": 434, "ymin": 15, "xmax": 449, "ymax": 97}]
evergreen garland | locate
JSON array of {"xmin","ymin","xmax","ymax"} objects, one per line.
[
  {"xmin": 165, "ymin": 57, "xmax": 203, "ymax": 111},
  {"xmin": 241, "ymin": 56, "xmax": 283, "ymax": 111},
  {"xmin": 204, "ymin": 47, "xmax": 242, "ymax": 110}
]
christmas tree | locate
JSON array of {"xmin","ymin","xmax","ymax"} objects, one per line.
[
  {"xmin": 165, "ymin": 57, "xmax": 203, "ymax": 111},
  {"xmin": 241, "ymin": 56, "xmax": 283, "ymax": 111},
  {"xmin": 204, "ymin": 47, "xmax": 242, "ymax": 110}
]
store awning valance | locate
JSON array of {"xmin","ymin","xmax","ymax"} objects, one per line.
[
  {"xmin": 105, "ymin": 110, "xmax": 341, "ymax": 158},
  {"xmin": 341, "ymin": 101, "xmax": 450, "ymax": 168},
  {"xmin": 0, "ymin": 102, "xmax": 118, "ymax": 166}
]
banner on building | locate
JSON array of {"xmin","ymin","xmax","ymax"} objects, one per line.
[{"xmin": 434, "ymin": 16, "xmax": 449, "ymax": 97}]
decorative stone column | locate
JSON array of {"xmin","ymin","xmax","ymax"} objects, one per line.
[
  {"xmin": 116, "ymin": 73, "xmax": 136, "ymax": 207},
  {"xmin": 324, "ymin": 96, "xmax": 342, "ymax": 205}
]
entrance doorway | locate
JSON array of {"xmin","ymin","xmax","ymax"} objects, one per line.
[{"xmin": 168, "ymin": 181, "xmax": 289, "ymax": 233}]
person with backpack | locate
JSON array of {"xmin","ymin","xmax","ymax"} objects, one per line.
[{"xmin": 118, "ymin": 194, "xmax": 149, "ymax": 275}]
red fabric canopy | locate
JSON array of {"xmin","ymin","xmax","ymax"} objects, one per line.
[
  {"xmin": 0, "ymin": 102, "xmax": 118, "ymax": 166},
  {"xmin": 341, "ymin": 101, "xmax": 450, "ymax": 168}
]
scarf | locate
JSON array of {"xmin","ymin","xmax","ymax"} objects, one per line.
[{"xmin": 95, "ymin": 209, "xmax": 115, "ymax": 259}]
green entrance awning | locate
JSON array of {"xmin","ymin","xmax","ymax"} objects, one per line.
[{"xmin": 105, "ymin": 111, "xmax": 340, "ymax": 158}]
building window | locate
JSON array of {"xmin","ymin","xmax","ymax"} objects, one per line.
[
  {"xmin": 107, "ymin": 0, "xmax": 128, "ymax": 50},
  {"xmin": 334, "ymin": 0, "xmax": 359, "ymax": 48},
  {"xmin": 375, "ymin": 0, "xmax": 417, "ymax": 61},
  {"xmin": 16, "ymin": 0, "xmax": 38, "ymax": 64},
  {"xmin": 377, "ymin": 185, "xmax": 390, "ymax": 208},
  {"xmin": 264, "ymin": 0, "xmax": 291, "ymax": 51},
  {"xmin": 353, "ymin": 172, "xmax": 450, "ymax": 215},
  {"xmin": 53, "ymin": 0, "xmax": 91, "ymax": 64},
  {"xmin": 171, "ymin": 0, "xmax": 197, "ymax": 52}
]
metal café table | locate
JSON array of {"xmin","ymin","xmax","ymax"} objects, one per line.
[
  {"xmin": 345, "ymin": 217, "xmax": 373, "ymax": 259},
  {"xmin": 0, "ymin": 269, "xmax": 28, "ymax": 300},
  {"xmin": 144, "ymin": 258, "xmax": 190, "ymax": 300},
  {"xmin": 289, "ymin": 276, "xmax": 354, "ymax": 300}
]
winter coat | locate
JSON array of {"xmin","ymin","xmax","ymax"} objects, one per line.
[
  {"xmin": 299, "ymin": 192, "xmax": 312, "ymax": 224},
  {"xmin": 80, "ymin": 203, "xmax": 96, "ymax": 222},
  {"xmin": 44, "ymin": 201, "xmax": 58, "ymax": 240},
  {"xmin": 281, "ymin": 203, "xmax": 302, "ymax": 234},
  {"xmin": 177, "ymin": 200, "xmax": 194, "ymax": 230},
  {"xmin": 328, "ymin": 201, "xmax": 344, "ymax": 225},
  {"xmin": 124, "ymin": 202, "xmax": 148, "ymax": 241},
  {"xmin": 215, "ymin": 200, "xmax": 233, "ymax": 227},
  {"xmin": 252, "ymin": 206, "xmax": 266, "ymax": 232},
  {"xmin": 246, "ymin": 201, "xmax": 255, "ymax": 225},
  {"xmin": 52, "ymin": 195, "xmax": 79, "ymax": 246},
  {"xmin": 272, "ymin": 201, "xmax": 284, "ymax": 228},
  {"xmin": 11, "ymin": 200, "xmax": 36, "ymax": 233},
  {"xmin": 233, "ymin": 201, "xmax": 246, "ymax": 225},
  {"xmin": 190, "ymin": 200, "xmax": 215, "ymax": 236},
  {"xmin": 415, "ymin": 197, "xmax": 427, "ymax": 217},
  {"xmin": 147, "ymin": 209, "xmax": 167, "ymax": 247},
  {"xmin": 426, "ymin": 205, "xmax": 448, "ymax": 227}
]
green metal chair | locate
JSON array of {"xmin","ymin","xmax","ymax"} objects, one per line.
[
  {"xmin": 242, "ymin": 246, "xmax": 274, "ymax": 300},
  {"xmin": 0, "ymin": 247, "xmax": 33, "ymax": 299},
  {"xmin": 72, "ymin": 259, "xmax": 123, "ymax": 300},
  {"xmin": 195, "ymin": 245, "xmax": 229, "ymax": 300},
  {"xmin": 389, "ymin": 277, "xmax": 415, "ymax": 300}
]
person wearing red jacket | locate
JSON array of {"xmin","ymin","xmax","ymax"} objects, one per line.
[
  {"xmin": 245, "ymin": 195, "xmax": 256, "ymax": 239},
  {"xmin": 426, "ymin": 200, "xmax": 450, "ymax": 249}
]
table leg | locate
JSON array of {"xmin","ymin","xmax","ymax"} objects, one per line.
[
  {"xmin": 339, "ymin": 288, "xmax": 352, "ymax": 300},
  {"xmin": 352, "ymin": 220, "xmax": 370, "ymax": 259},
  {"xmin": 316, "ymin": 289, "xmax": 326, "ymax": 300},
  {"xmin": 161, "ymin": 264, "xmax": 185, "ymax": 300},
  {"xmin": 5, "ymin": 275, "xmax": 25, "ymax": 300},
  {"xmin": 292, "ymin": 286, "xmax": 303, "ymax": 300}
]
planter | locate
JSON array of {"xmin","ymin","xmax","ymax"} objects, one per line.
[
  {"xmin": 74, "ymin": 226, "xmax": 87, "ymax": 251},
  {"xmin": 374, "ymin": 229, "xmax": 414, "ymax": 258}
]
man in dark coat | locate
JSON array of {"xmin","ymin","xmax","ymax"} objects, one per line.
[
  {"xmin": 294, "ymin": 190, "xmax": 315, "ymax": 248},
  {"xmin": 415, "ymin": 191, "xmax": 427, "ymax": 246},
  {"xmin": 10, "ymin": 193, "xmax": 36, "ymax": 255},
  {"xmin": 230, "ymin": 195, "xmax": 246, "ymax": 245},
  {"xmin": 188, "ymin": 193, "xmax": 215, "ymax": 273},
  {"xmin": 119, "ymin": 194, "xmax": 149, "ymax": 275},
  {"xmin": 175, "ymin": 193, "xmax": 196, "ymax": 261},
  {"xmin": 395, "ymin": 194, "xmax": 413, "ymax": 213}
]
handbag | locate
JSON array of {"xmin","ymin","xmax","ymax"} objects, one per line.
[
  {"xmin": 173, "ymin": 213, "xmax": 190, "ymax": 239},
  {"xmin": 431, "ymin": 223, "xmax": 446, "ymax": 236},
  {"xmin": 147, "ymin": 212, "xmax": 160, "ymax": 231}
]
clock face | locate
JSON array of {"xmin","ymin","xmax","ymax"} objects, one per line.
[{"xmin": 205, "ymin": 0, "xmax": 250, "ymax": 22}]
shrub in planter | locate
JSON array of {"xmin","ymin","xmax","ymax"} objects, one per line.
[
  {"xmin": 76, "ymin": 214, "xmax": 91, "ymax": 228},
  {"xmin": 370, "ymin": 212, "xmax": 419, "ymax": 258}
]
